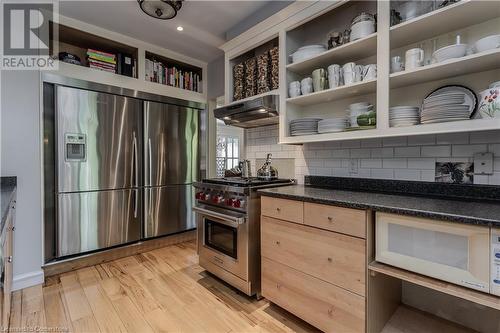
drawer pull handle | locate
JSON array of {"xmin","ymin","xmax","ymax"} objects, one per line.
[
  {"xmin": 276, "ymin": 207, "xmax": 281, "ymax": 212},
  {"xmin": 275, "ymin": 240, "xmax": 280, "ymax": 245},
  {"xmin": 327, "ymin": 257, "xmax": 333, "ymax": 263},
  {"xmin": 276, "ymin": 283, "xmax": 281, "ymax": 289},
  {"xmin": 328, "ymin": 308, "xmax": 334, "ymax": 316},
  {"xmin": 327, "ymin": 216, "xmax": 333, "ymax": 222}
]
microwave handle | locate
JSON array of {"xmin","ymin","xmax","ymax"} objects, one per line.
[{"xmin": 192, "ymin": 207, "xmax": 245, "ymax": 226}]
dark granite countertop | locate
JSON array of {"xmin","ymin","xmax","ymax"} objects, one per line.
[
  {"xmin": 1, "ymin": 177, "xmax": 17, "ymax": 232},
  {"xmin": 259, "ymin": 185, "xmax": 500, "ymax": 228}
]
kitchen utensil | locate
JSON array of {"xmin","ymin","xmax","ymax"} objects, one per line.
[
  {"xmin": 289, "ymin": 118, "xmax": 322, "ymax": 136},
  {"xmin": 257, "ymin": 153, "xmax": 278, "ymax": 180},
  {"xmin": 478, "ymin": 87, "xmax": 500, "ymax": 118},
  {"xmin": 421, "ymin": 85, "xmax": 478, "ymax": 123},
  {"xmin": 432, "ymin": 43, "xmax": 467, "ymax": 63},
  {"xmin": 391, "ymin": 56, "xmax": 404, "ymax": 73},
  {"xmin": 240, "ymin": 160, "xmax": 251, "ymax": 178},
  {"xmin": 312, "ymin": 68, "xmax": 327, "ymax": 92},
  {"xmin": 405, "ymin": 48, "xmax": 424, "ymax": 70},
  {"xmin": 389, "ymin": 106, "xmax": 420, "ymax": 127},
  {"xmin": 363, "ymin": 64, "xmax": 377, "ymax": 80},
  {"xmin": 473, "ymin": 34, "xmax": 500, "ymax": 53},
  {"xmin": 290, "ymin": 44, "xmax": 326, "ymax": 63}
]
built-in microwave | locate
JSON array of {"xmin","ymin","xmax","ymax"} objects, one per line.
[{"xmin": 376, "ymin": 212, "xmax": 500, "ymax": 296}]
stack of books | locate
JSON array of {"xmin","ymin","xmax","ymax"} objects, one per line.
[
  {"xmin": 145, "ymin": 58, "xmax": 202, "ymax": 93},
  {"xmin": 87, "ymin": 49, "xmax": 116, "ymax": 73}
]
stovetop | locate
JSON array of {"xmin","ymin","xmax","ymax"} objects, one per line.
[{"xmin": 201, "ymin": 177, "xmax": 293, "ymax": 187}]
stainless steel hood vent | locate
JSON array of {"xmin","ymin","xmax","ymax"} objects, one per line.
[{"xmin": 214, "ymin": 95, "xmax": 278, "ymax": 128}]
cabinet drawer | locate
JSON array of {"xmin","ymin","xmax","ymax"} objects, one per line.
[
  {"xmin": 261, "ymin": 196, "xmax": 303, "ymax": 224},
  {"xmin": 262, "ymin": 258, "xmax": 365, "ymax": 333},
  {"xmin": 261, "ymin": 216, "xmax": 366, "ymax": 296},
  {"xmin": 304, "ymin": 202, "xmax": 366, "ymax": 238}
]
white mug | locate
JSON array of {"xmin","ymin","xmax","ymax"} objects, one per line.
[
  {"xmin": 363, "ymin": 64, "xmax": 377, "ymax": 80},
  {"xmin": 289, "ymin": 87, "xmax": 301, "ymax": 98},
  {"xmin": 289, "ymin": 81, "xmax": 300, "ymax": 89},
  {"xmin": 301, "ymin": 77, "xmax": 313, "ymax": 94},
  {"xmin": 342, "ymin": 62, "xmax": 356, "ymax": 73},
  {"xmin": 405, "ymin": 48, "xmax": 424, "ymax": 70},
  {"xmin": 353, "ymin": 65, "xmax": 364, "ymax": 83},
  {"xmin": 391, "ymin": 56, "xmax": 404, "ymax": 73}
]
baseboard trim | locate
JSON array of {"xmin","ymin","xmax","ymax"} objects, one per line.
[
  {"xmin": 43, "ymin": 230, "xmax": 196, "ymax": 277},
  {"xmin": 12, "ymin": 270, "xmax": 45, "ymax": 291}
]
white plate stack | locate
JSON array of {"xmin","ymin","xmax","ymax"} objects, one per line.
[
  {"xmin": 421, "ymin": 87, "xmax": 475, "ymax": 124},
  {"xmin": 318, "ymin": 118, "xmax": 348, "ymax": 133},
  {"xmin": 289, "ymin": 118, "xmax": 322, "ymax": 136},
  {"xmin": 389, "ymin": 106, "xmax": 420, "ymax": 127}
]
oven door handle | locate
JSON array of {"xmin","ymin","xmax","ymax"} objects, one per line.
[{"xmin": 192, "ymin": 207, "xmax": 246, "ymax": 225}]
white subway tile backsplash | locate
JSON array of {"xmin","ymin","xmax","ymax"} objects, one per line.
[
  {"xmin": 350, "ymin": 148, "xmax": 372, "ymax": 158},
  {"xmin": 407, "ymin": 135, "xmax": 436, "ymax": 146},
  {"xmin": 361, "ymin": 159, "xmax": 383, "ymax": 168},
  {"xmin": 383, "ymin": 136, "xmax": 408, "ymax": 147},
  {"xmin": 394, "ymin": 169, "xmax": 421, "ymax": 181},
  {"xmin": 383, "ymin": 158, "xmax": 407, "ymax": 169},
  {"xmin": 371, "ymin": 147, "xmax": 394, "ymax": 158},
  {"xmin": 436, "ymin": 132, "xmax": 469, "ymax": 145},
  {"xmin": 394, "ymin": 146, "xmax": 421, "ymax": 157},
  {"xmin": 469, "ymin": 130, "xmax": 500, "ymax": 144},
  {"xmin": 421, "ymin": 145, "xmax": 451, "ymax": 157},
  {"xmin": 243, "ymin": 125, "xmax": 498, "ymax": 185},
  {"xmin": 452, "ymin": 144, "xmax": 487, "ymax": 157},
  {"xmin": 407, "ymin": 158, "xmax": 435, "ymax": 169},
  {"xmin": 371, "ymin": 168, "xmax": 394, "ymax": 179}
]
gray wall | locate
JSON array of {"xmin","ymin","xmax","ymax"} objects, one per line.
[
  {"xmin": 208, "ymin": 56, "xmax": 225, "ymax": 99},
  {"xmin": 1, "ymin": 70, "xmax": 44, "ymax": 287}
]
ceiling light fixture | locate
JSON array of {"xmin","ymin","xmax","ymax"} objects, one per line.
[
  {"xmin": 176, "ymin": 26, "xmax": 184, "ymax": 31},
  {"xmin": 137, "ymin": 0, "xmax": 183, "ymax": 20}
]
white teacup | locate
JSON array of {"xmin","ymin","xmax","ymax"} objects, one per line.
[
  {"xmin": 405, "ymin": 48, "xmax": 424, "ymax": 70},
  {"xmin": 391, "ymin": 56, "xmax": 404, "ymax": 73},
  {"xmin": 363, "ymin": 64, "xmax": 377, "ymax": 80},
  {"xmin": 301, "ymin": 77, "xmax": 313, "ymax": 94},
  {"xmin": 289, "ymin": 87, "xmax": 301, "ymax": 98}
]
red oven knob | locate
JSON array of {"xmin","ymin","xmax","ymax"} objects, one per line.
[
  {"xmin": 195, "ymin": 191, "xmax": 204, "ymax": 200},
  {"xmin": 233, "ymin": 199, "xmax": 242, "ymax": 208},
  {"xmin": 212, "ymin": 195, "xmax": 224, "ymax": 204},
  {"xmin": 225, "ymin": 198, "xmax": 234, "ymax": 206}
]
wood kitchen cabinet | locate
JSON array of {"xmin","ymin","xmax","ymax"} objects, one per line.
[{"xmin": 260, "ymin": 196, "xmax": 370, "ymax": 332}]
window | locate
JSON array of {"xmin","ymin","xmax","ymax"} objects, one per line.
[{"xmin": 216, "ymin": 135, "xmax": 240, "ymax": 177}]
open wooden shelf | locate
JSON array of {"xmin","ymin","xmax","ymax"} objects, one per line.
[
  {"xmin": 281, "ymin": 118, "xmax": 500, "ymax": 144},
  {"xmin": 390, "ymin": 48, "xmax": 500, "ymax": 88},
  {"xmin": 369, "ymin": 262, "xmax": 500, "ymax": 311},
  {"xmin": 381, "ymin": 305, "xmax": 475, "ymax": 333},
  {"xmin": 286, "ymin": 79, "xmax": 376, "ymax": 106},
  {"xmin": 390, "ymin": 0, "xmax": 500, "ymax": 49},
  {"xmin": 286, "ymin": 33, "xmax": 377, "ymax": 75}
]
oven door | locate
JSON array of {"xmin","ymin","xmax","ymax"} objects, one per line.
[
  {"xmin": 194, "ymin": 206, "xmax": 248, "ymax": 280},
  {"xmin": 376, "ymin": 212, "xmax": 490, "ymax": 293}
]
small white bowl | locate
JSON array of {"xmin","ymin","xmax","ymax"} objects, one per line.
[
  {"xmin": 474, "ymin": 34, "xmax": 500, "ymax": 53},
  {"xmin": 432, "ymin": 44, "xmax": 468, "ymax": 63}
]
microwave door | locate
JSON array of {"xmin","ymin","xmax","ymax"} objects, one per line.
[{"xmin": 376, "ymin": 212, "xmax": 490, "ymax": 293}]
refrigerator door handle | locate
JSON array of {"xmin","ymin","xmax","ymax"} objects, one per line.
[
  {"xmin": 148, "ymin": 138, "xmax": 152, "ymax": 186},
  {"xmin": 133, "ymin": 189, "xmax": 139, "ymax": 219},
  {"xmin": 132, "ymin": 132, "xmax": 139, "ymax": 219}
]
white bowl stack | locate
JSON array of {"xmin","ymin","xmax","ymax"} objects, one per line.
[
  {"xmin": 421, "ymin": 89, "xmax": 472, "ymax": 124},
  {"xmin": 389, "ymin": 106, "xmax": 420, "ymax": 127},
  {"xmin": 318, "ymin": 118, "xmax": 348, "ymax": 133},
  {"xmin": 289, "ymin": 118, "xmax": 322, "ymax": 136}
]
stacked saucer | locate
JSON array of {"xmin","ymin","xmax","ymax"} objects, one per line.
[
  {"xmin": 389, "ymin": 106, "xmax": 420, "ymax": 127},
  {"xmin": 421, "ymin": 86, "xmax": 476, "ymax": 124},
  {"xmin": 318, "ymin": 118, "xmax": 348, "ymax": 133},
  {"xmin": 289, "ymin": 118, "xmax": 322, "ymax": 136}
]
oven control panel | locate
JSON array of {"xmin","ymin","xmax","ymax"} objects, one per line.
[
  {"xmin": 492, "ymin": 229, "xmax": 500, "ymax": 296},
  {"xmin": 195, "ymin": 190, "xmax": 246, "ymax": 210}
]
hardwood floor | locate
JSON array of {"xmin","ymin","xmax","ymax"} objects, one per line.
[{"xmin": 8, "ymin": 241, "xmax": 319, "ymax": 333}]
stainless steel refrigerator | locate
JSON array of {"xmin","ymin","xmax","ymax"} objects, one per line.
[{"xmin": 53, "ymin": 84, "xmax": 200, "ymax": 259}]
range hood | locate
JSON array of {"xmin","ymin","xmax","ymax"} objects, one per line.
[{"xmin": 214, "ymin": 94, "xmax": 279, "ymax": 128}]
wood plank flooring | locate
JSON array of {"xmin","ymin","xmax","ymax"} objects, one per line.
[{"xmin": 8, "ymin": 241, "xmax": 319, "ymax": 333}]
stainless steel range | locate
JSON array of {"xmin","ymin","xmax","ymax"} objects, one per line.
[{"xmin": 193, "ymin": 177, "xmax": 294, "ymax": 297}]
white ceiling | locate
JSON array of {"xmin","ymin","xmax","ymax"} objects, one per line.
[{"xmin": 59, "ymin": 0, "xmax": 278, "ymax": 62}]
